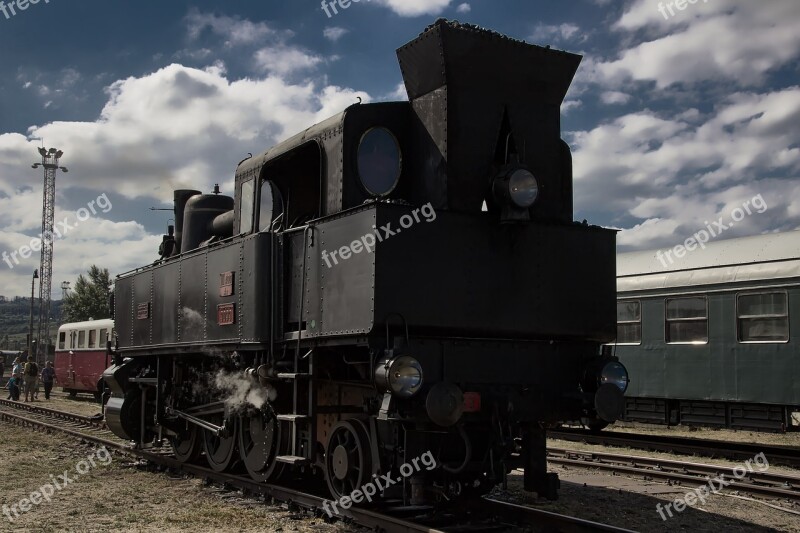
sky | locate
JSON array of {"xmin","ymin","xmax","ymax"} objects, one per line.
[{"xmin": 0, "ymin": 0, "xmax": 798, "ymax": 298}]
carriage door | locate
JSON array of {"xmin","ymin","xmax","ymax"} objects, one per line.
[{"xmin": 72, "ymin": 330, "xmax": 85, "ymax": 387}]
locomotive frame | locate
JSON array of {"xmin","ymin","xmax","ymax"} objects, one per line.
[{"xmin": 104, "ymin": 20, "xmax": 626, "ymax": 505}]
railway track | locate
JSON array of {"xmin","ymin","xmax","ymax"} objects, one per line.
[
  {"xmin": 0, "ymin": 402, "xmax": 631, "ymax": 532},
  {"xmin": 549, "ymin": 428, "xmax": 800, "ymax": 469},
  {"xmin": 548, "ymin": 447, "xmax": 800, "ymax": 502}
]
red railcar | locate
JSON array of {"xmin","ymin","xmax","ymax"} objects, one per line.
[{"xmin": 55, "ymin": 319, "xmax": 114, "ymax": 398}]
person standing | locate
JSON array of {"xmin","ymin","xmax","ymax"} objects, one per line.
[
  {"xmin": 11, "ymin": 357, "xmax": 22, "ymax": 378},
  {"xmin": 40, "ymin": 361, "xmax": 55, "ymax": 400},
  {"xmin": 6, "ymin": 375, "xmax": 20, "ymax": 401},
  {"xmin": 23, "ymin": 359, "xmax": 39, "ymax": 402}
]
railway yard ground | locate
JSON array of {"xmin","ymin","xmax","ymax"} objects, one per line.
[{"xmin": 1, "ymin": 396, "xmax": 800, "ymax": 532}]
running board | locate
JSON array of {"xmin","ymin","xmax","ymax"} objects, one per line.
[{"xmin": 275, "ymin": 455, "xmax": 310, "ymax": 465}]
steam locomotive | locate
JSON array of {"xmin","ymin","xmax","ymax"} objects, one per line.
[{"xmin": 103, "ymin": 20, "xmax": 627, "ymax": 505}]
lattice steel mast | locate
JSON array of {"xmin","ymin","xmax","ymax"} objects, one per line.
[{"xmin": 32, "ymin": 147, "xmax": 67, "ymax": 364}]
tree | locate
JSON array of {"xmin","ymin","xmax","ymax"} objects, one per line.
[{"xmin": 62, "ymin": 265, "xmax": 112, "ymax": 322}]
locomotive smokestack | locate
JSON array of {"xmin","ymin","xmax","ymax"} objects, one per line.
[{"xmin": 397, "ymin": 20, "xmax": 581, "ymax": 220}]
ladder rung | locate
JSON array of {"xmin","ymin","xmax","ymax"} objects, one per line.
[
  {"xmin": 275, "ymin": 455, "xmax": 310, "ymax": 465},
  {"xmin": 277, "ymin": 373, "xmax": 311, "ymax": 380},
  {"xmin": 277, "ymin": 414, "xmax": 308, "ymax": 422}
]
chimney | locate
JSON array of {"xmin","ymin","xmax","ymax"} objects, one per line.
[{"xmin": 397, "ymin": 20, "xmax": 581, "ymax": 220}]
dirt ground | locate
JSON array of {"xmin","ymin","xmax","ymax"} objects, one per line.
[
  {"xmin": 0, "ymin": 421, "xmax": 358, "ymax": 532},
  {"xmin": 495, "ymin": 464, "xmax": 800, "ymax": 532},
  {"xmin": 603, "ymin": 420, "xmax": 800, "ymax": 448},
  {"xmin": 4, "ymin": 397, "xmax": 800, "ymax": 531}
]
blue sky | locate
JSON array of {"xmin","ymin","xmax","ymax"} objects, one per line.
[{"xmin": 0, "ymin": 0, "xmax": 798, "ymax": 297}]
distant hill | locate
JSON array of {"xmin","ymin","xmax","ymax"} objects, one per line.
[{"xmin": 0, "ymin": 297, "xmax": 62, "ymax": 350}]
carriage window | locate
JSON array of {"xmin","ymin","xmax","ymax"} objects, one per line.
[
  {"xmin": 737, "ymin": 292, "xmax": 788, "ymax": 342},
  {"xmin": 100, "ymin": 328, "xmax": 108, "ymax": 346},
  {"xmin": 616, "ymin": 300, "xmax": 641, "ymax": 344},
  {"xmin": 666, "ymin": 296, "xmax": 708, "ymax": 344},
  {"xmin": 58, "ymin": 332, "xmax": 66, "ymax": 350},
  {"xmin": 88, "ymin": 330, "xmax": 97, "ymax": 348},
  {"xmin": 239, "ymin": 179, "xmax": 255, "ymax": 234},
  {"xmin": 77, "ymin": 330, "xmax": 86, "ymax": 348}
]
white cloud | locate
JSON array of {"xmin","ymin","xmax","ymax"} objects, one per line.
[
  {"xmin": 456, "ymin": 3, "xmax": 471, "ymax": 13},
  {"xmin": 323, "ymin": 27, "xmax": 348, "ymax": 42},
  {"xmin": 0, "ymin": 62, "xmax": 371, "ymax": 297},
  {"xmin": 600, "ymin": 91, "xmax": 631, "ymax": 105},
  {"xmin": 185, "ymin": 10, "xmax": 287, "ymax": 47},
  {"xmin": 253, "ymin": 45, "xmax": 324, "ymax": 75},
  {"xmin": 599, "ymin": 0, "xmax": 800, "ymax": 89},
  {"xmin": 570, "ymin": 87, "xmax": 800, "ymax": 250},
  {"xmin": 529, "ymin": 23, "xmax": 583, "ymax": 44},
  {"xmin": 561, "ymin": 99, "xmax": 582, "ymax": 113},
  {"xmin": 373, "ymin": 0, "xmax": 452, "ymax": 17}
]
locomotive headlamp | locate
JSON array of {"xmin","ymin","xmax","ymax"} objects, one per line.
[
  {"xmin": 492, "ymin": 166, "xmax": 540, "ymax": 222},
  {"xmin": 374, "ymin": 355, "xmax": 424, "ymax": 398},
  {"xmin": 508, "ymin": 169, "xmax": 539, "ymax": 208},
  {"xmin": 599, "ymin": 361, "xmax": 629, "ymax": 393}
]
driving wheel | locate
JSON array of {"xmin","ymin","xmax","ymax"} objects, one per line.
[{"xmin": 325, "ymin": 419, "xmax": 372, "ymax": 500}]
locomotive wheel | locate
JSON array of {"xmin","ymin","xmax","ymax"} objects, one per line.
[
  {"xmin": 203, "ymin": 416, "xmax": 238, "ymax": 472},
  {"xmin": 172, "ymin": 425, "xmax": 201, "ymax": 463},
  {"xmin": 238, "ymin": 407, "xmax": 287, "ymax": 482},
  {"xmin": 325, "ymin": 419, "xmax": 372, "ymax": 501}
]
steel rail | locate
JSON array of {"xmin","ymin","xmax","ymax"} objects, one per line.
[
  {"xmin": 549, "ymin": 428, "xmax": 800, "ymax": 468},
  {"xmin": 0, "ymin": 402, "xmax": 632, "ymax": 532},
  {"xmin": 0, "ymin": 398, "xmax": 103, "ymax": 427},
  {"xmin": 547, "ymin": 447, "xmax": 800, "ymax": 501}
]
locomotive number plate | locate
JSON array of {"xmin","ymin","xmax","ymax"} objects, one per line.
[
  {"xmin": 219, "ymin": 271, "xmax": 234, "ymax": 297},
  {"xmin": 137, "ymin": 302, "xmax": 150, "ymax": 320},
  {"xmin": 217, "ymin": 303, "xmax": 235, "ymax": 325},
  {"xmin": 463, "ymin": 392, "xmax": 481, "ymax": 412}
]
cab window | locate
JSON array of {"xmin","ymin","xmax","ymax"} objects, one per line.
[
  {"xmin": 239, "ymin": 179, "xmax": 255, "ymax": 234},
  {"xmin": 258, "ymin": 180, "xmax": 284, "ymax": 232},
  {"xmin": 58, "ymin": 332, "xmax": 66, "ymax": 350}
]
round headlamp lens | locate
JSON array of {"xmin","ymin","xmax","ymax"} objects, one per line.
[
  {"xmin": 388, "ymin": 356, "xmax": 423, "ymax": 397},
  {"xmin": 600, "ymin": 361, "xmax": 629, "ymax": 393},
  {"xmin": 508, "ymin": 169, "xmax": 539, "ymax": 208}
]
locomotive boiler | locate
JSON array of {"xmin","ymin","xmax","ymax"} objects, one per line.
[{"xmin": 103, "ymin": 20, "xmax": 626, "ymax": 504}]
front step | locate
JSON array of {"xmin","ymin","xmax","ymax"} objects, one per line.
[
  {"xmin": 277, "ymin": 373, "xmax": 311, "ymax": 380},
  {"xmin": 277, "ymin": 414, "xmax": 308, "ymax": 422},
  {"xmin": 275, "ymin": 455, "xmax": 310, "ymax": 465}
]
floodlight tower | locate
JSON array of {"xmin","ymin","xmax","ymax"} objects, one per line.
[
  {"xmin": 32, "ymin": 147, "xmax": 68, "ymax": 364},
  {"xmin": 60, "ymin": 280, "xmax": 71, "ymax": 325}
]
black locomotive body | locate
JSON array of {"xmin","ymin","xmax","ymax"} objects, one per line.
[{"xmin": 104, "ymin": 21, "xmax": 625, "ymax": 504}]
